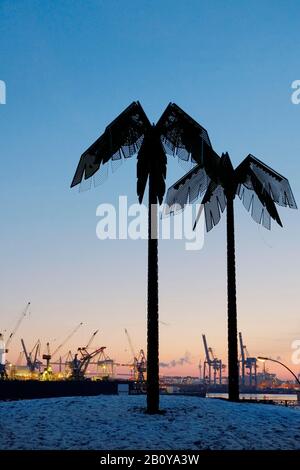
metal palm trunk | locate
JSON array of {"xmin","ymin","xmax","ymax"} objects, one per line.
[{"xmin": 71, "ymin": 102, "xmax": 212, "ymax": 412}]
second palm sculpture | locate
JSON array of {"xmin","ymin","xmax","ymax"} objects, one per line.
[{"xmin": 166, "ymin": 151, "xmax": 297, "ymax": 400}]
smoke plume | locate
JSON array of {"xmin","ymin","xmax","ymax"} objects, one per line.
[{"xmin": 159, "ymin": 351, "xmax": 192, "ymax": 368}]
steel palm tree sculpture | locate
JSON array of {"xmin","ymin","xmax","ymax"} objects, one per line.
[
  {"xmin": 70, "ymin": 101, "xmax": 214, "ymax": 412},
  {"xmin": 165, "ymin": 151, "xmax": 297, "ymax": 401}
]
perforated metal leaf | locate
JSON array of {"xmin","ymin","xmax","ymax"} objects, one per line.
[
  {"xmin": 235, "ymin": 154, "xmax": 296, "ymax": 229},
  {"xmin": 166, "ymin": 151, "xmax": 296, "ymax": 232},
  {"xmin": 237, "ymin": 184, "xmax": 272, "ymax": 230},
  {"xmin": 157, "ymin": 103, "xmax": 212, "ymax": 165},
  {"xmin": 236, "ymin": 155, "xmax": 297, "ymax": 209},
  {"xmin": 70, "ymin": 101, "xmax": 151, "ymax": 188},
  {"xmin": 164, "ymin": 164, "xmax": 209, "ymax": 216},
  {"xmin": 201, "ymin": 181, "xmax": 227, "ymax": 232}
]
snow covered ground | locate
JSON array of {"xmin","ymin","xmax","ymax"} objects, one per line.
[{"xmin": 0, "ymin": 395, "xmax": 299, "ymax": 450}]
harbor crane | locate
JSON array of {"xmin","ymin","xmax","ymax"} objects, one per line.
[
  {"xmin": 97, "ymin": 346, "xmax": 114, "ymax": 379},
  {"xmin": 135, "ymin": 349, "xmax": 147, "ymax": 383},
  {"xmin": 202, "ymin": 334, "xmax": 224, "ymax": 386},
  {"xmin": 69, "ymin": 346, "xmax": 108, "ymax": 380},
  {"xmin": 51, "ymin": 330, "xmax": 100, "ymax": 378},
  {"xmin": 42, "ymin": 322, "xmax": 83, "ymax": 375},
  {"xmin": 239, "ymin": 332, "xmax": 257, "ymax": 388},
  {"xmin": 21, "ymin": 338, "xmax": 42, "ymax": 373},
  {"xmin": 124, "ymin": 329, "xmax": 147, "ymax": 383}
]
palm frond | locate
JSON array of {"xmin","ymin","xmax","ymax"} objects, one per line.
[
  {"xmin": 164, "ymin": 164, "xmax": 210, "ymax": 215},
  {"xmin": 201, "ymin": 181, "xmax": 227, "ymax": 232},
  {"xmin": 236, "ymin": 154, "xmax": 297, "ymax": 209},
  {"xmin": 237, "ymin": 182, "xmax": 278, "ymax": 230},
  {"xmin": 70, "ymin": 101, "xmax": 151, "ymax": 188},
  {"xmin": 157, "ymin": 103, "xmax": 213, "ymax": 165}
]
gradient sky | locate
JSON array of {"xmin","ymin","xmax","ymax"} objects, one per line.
[{"xmin": 0, "ymin": 0, "xmax": 299, "ymax": 379}]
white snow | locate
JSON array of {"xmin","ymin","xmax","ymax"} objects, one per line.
[{"xmin": 0, "ymin": 395, "xmax": 299, "ymax": 450}]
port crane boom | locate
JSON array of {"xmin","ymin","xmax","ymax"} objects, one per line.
[
  {"xmin": 6, "ymin": 302, "xmax": 31, "ymax": 351},
  {"xmin": 124, "ymin": 328, "xmax": 136, "ymax": 360},
  {"xmin": 85, "ymin": 329, "xmax": 99, "ymax": 349},
  {"xmin": 202, "ymin": 334, "xmax": 211, "ymax": 363},
  {"xmin": 51, "ymin": 322, "xmax": 83, "ymax": 359}
]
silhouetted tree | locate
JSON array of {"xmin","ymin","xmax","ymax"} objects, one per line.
[
  {"xmin": 71, "ymin": 102, "xmax": 214, "ymax": 413},
  {"xmin": 166, "ymin": 152, "xmax": 297, "ymax": 401}
]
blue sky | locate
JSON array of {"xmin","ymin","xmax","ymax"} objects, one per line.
[{"xmin": 0, "ymin": 0, "xmax": 299, "ymax": 378}]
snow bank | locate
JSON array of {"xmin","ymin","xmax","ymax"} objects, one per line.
[{"xmin": 0, "ymin": 395, "xmax": 299, "ymax": 450}]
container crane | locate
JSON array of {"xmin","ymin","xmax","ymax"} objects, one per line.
[
  {"xmin": 208, "ymin": 346, "xmax": 219, "ymax": 385},
  {"xmin": 202, "ymin": 334, "xmax": 223, "ymax": 386},
  {"xmin": 124, "ymin": 329, "xmax": 147, "ymax": 383},
  {"xmin": 239, "ymin": 332, "xmax": 257, "ymax": 388},
  {"xmin": 97, "ymin": 347, "xmax": 115, "ymax": 379}
]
